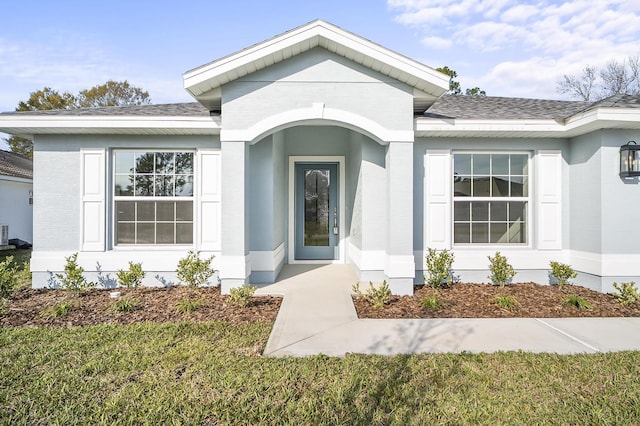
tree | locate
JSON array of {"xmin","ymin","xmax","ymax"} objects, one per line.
[
  {"xmin": 436, "ymin": 66, "xmax": 486, "ymax": 96},
  {"xmin": 4, "ymin": 81, "xmax": 151, "ymax": 158},
  {"xmin": 76, "ymin": 80, "xmax": 150, "ymax": 108},
  {"xmin": 556, "ymin": 56, "xmax": 640, "ymax": 101}
]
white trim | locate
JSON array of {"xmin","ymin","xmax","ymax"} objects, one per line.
[
  {"xmin": 288, "ymin": 156, "xmax": 346, "ymax": 264},
  {"xmin": 0, "ymin": 175, "xmax": 32, "ymax": 184},
  {"xmin": 250, "ymin": 243, "xmax": 286, "ymax": 271},
  {"xmin": 221, "ymin": 105, "xmax": 414, "ymax": 144},
  {"xmin": 424, "ymin": 149, "xmax": 451, "ymax": 249},
  {"xmin": 384, "ymin": 254, "xmax": 415, "ymax": 278},
  {"xmin": 348, "ymin": 242, "xmax": 386, "ymax": 271},
  {"xmin": 197, "ymin": 149, "xmax": 222, "ymax": 251},
  {"xmin": 569, "ymin": 250, "xmax": 640, "ymax": 277},
  {"xmin": 0, "ymin": 116, "xmax": 220, "ymax": 136}
]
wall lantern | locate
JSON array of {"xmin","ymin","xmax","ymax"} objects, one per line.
[{"xmin": 620, "ymin": 141, "xmax": 640, "ymax": 178}]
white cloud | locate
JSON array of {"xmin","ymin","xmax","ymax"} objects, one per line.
[
  {"xmin": 387, "ymin": 0, "xmax": 640, "ymax": 98},
  {"xmin": 421, "ymin": 36, "xmax": 453, "ymax": 49}
]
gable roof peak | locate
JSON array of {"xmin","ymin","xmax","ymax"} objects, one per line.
[{"xmin": 183, "ymin": 20, "xmax": 449, "ymax": 110}]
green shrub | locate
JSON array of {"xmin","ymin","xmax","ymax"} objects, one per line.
[
  {"xmin": 176, "ymin": 251, "xmax": 216, "ymax": 287},
  {"xmin": 55, "ymin": 253, "xmax": 94, "ymax": 293},
  {"xmin": 41, "ymin": 300, "xmax": 80, "ymax": 318},
  {"xmin": 488, "ymin": 252, "xmax": 516, "ymax": 287},
  {"xmin": 425, "ymin": 248, "xmax": 455, "ymax": 288},
  {"xmin": 563, "ymin": 294, "xmax": 592, "ymax": 310},
  {"xmin": 420, "ymin": 294, "xmax": 444, "ymax": 310},
  {"xmin": 111, "ymin": 297, "xmax": 138, "ymax": 313},
  {"xmin": 495, "ymin": 295, "xmax": 519, "ymax": 311},
  {"xmin": 175, "ymin": 297, "xmax": 202, "ymax": 314},
  {"xmin": 0, "ymin": 255, "xmax": 18, "ymax": 298},
  {"xmin": 549, "ymin": 261, "xmax": 577, "ymax": 287},
  {"xmin": 352, "ymin": 281, "xmax": 391, "ymax": 309},
  {"xmin": 116, "ymin": 262, "xmax": 145, "ymax": 288},
  {"xmin": 612, "ymin": 281, "xmax": 640, "ymax": 306},
  {"xmin": 229, "ymin": 284, "xmax": 256, "ymax": 307}
]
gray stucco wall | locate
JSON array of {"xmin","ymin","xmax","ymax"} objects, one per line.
[
  {"xmin": 249, "ymin": 136, "xmax": 275, "ymax": 252},
  {"xmin": 221, "ymin": 47, "xmax": 414, "ymax": 134}
]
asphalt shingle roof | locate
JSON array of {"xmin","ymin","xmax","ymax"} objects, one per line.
[
  {"xmin": 422, "ymin": 95, "xmax": 592, "ymax": 121},
  {"xmin": 0, "ymin": 150, "xmax": 32, "ymax": 180},
  {"xmin": 2, "ymin": 102, "xmax": 212, "ymax": 117}
]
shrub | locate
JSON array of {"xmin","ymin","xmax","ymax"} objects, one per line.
[
  {"xmin": 55, "ymin": 253, "xmax": 94, "ymax": 293},
  {"xmin": 563, "ymin": 294, "xmax": 592, "ymax": 310},
  {"xmin": 495, "ymin": 295, "xmax": 519, "ymax": 311},
  {"xmin": 0, "ymin": 255, "xmax": 18, "ymax": 298},
  {"xmin": 549, "ymin": 261, "xmax": 577, "ymax": 287},
  {"xmin": 175, "ymin": 297, "xmax": 202, "ymax": 314},
  {"xmin": 111, "ymin": 297, "xmax": 138, "ymax": 313},
  {"xmin": 612, "ymin": 281, "xmax": 640, "ymax": 306},
  {"xmin": 425, "ymin": 248, "xmax": 455, "ymax": 288},
  {"xmin": 229, "ymin": 284, "xmax": 256, "ymax": 307},
  {"xmin": 41, "ymin": 300, "xmax": 80, "ymax": 318},
  {"xmin": 488, "ymin": 252, "xmax": 516, "ymax": 287},
  {"xmin": 116, "ymin": 262, "xmax": 145, "ymax": 288},
  {"xmin": 420, "ymin": 294, "xmax": 444, "ymax": 310},
  {"xmin": 176, "ymin": 251, "xmax": 216, "ymax": 287},
  {"xmin": 352, "ymin": 281, "xmax": 391, "ymax": 309}
]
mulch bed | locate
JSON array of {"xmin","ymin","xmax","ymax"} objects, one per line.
[
  {"xmin": 1, "ymin": 286, "xmax": 281, "ymax": 327},
  {"xmin": 354, "ymin": 282, "xmax": 640, "ymax": 318}
]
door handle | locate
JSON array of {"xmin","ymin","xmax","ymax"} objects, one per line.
[{"xmin": 333, "ymin": 207, "xmax": 339, "ymax": 235}]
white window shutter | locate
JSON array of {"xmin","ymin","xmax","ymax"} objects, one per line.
[
  {"xmin": 197, "ymin": 150, "xmax": 221, "ymax": 251},
  {"xmin": 537, "ymin": 150, "xmax": 562, "ymax": 249},
  {"xmin": 425, "ymin": 150, "xmax": 452, "ymax": 249},
  {"xmin": 81, "ymin": 149, "xmax": 106, "ymax": 251}
]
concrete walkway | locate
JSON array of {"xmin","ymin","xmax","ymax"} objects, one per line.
[{"xmin": 256, "ymin": 265, "xmax": 640, "ymax": 357}]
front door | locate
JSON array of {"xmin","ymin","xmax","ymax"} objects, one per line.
[{"xmin": 294, "ymin": 162, "xmax": 339, "ymax": 260}]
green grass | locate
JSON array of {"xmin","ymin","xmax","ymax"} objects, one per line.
[{"xmin": 1, "ymin": 322, "xmax": 640, "ymax": 424}]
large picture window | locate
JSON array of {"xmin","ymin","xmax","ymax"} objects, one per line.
[
  {"xmin": 453, "ymin": 153, "xmax": 528, "ymax": 245},
  {"xmin": 114, "ymin": 151, "xmax": 194, "ymax": 245}
]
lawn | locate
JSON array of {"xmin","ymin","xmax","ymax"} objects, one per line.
[{"xmin": 2, "ymin": 322, "xmax": 639, "ymax": 425}]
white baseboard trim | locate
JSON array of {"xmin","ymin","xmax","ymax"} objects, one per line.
[{"xmin": 250, "ymin": 243, "xmax": 285, "ymax": 271}]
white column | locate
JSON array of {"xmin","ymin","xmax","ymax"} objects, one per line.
[
  {"xmin": 219, "ymin": 140, "xmax": 251, "ymax": 293},
  {"xmin": 384, "ymin": 141, "xmax": 415, "ymax": 295}
]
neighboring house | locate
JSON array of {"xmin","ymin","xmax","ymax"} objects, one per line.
[
  {"xmin": 0, "ymin": 149, "xmax": 33, "ymax": 245},
  {"xmin": 0, "ymin": 20, "xmax": 639, "ymax": 294}
]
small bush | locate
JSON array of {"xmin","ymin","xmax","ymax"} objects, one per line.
[
  {"xmin": 425, "ymin": 248, "xmax": 455, "ymax": 288},
  {"xmin": 0, "ymin": 255, "xmax": 18, "ymax": 298},
  {"xmin": 563, "ymin": 294, "xmax": 592, "ymax": 310},
  {"xmin": 55, "ymin": 253, "xmax": 94, "ymax": 293},
  {"xmin": 612, "ymin": 281, "xmax": 640, "ymax": 306},
  {"xmin": 111, "ymin": 297, "xmax": 138, "ymax": 313},
  {"xmin": 116, "ymin": 262, "xmax": 145, "ymax": 288},
  {"xmin": 41, "ymin": 300, "xmax": 80, "ymax": 318},
  {"xmin": 352, "ymin": 281, "xmax": 391, "ymax": 309},
  {"xmin": 420, "ymin": 294, "xmax": 444, "ymax": 310},
  {"xmin": 176, "ymin": 297, "xmax": 202, "ymax": 314},
  {"xmin": 176, "ymin": 251, "xmax": 216, "ymax": 287},
  {"xmin": 495, "ymin": 295, "xmax": 519, "ymax": 311},
  {"xmin": 550, "ymin": 261, "xmax": 577, "ymax": 287},
  {"xmin": 488, "ymin": 252, "xmax": 516, "ymax": 287},
  {"xmin": 229, "ymin": 284, "xmax": 256, "ymax": 307}
]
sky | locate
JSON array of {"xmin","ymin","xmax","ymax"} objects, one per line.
[{"xmin": 1, "ymin": 0, "xmax": 640, "ymax": 147}]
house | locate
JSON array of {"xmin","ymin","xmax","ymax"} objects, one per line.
[
  {"xmin": 0, "ymin": 149, "xmax": 33, "ymax": 245},
  {"xmin": 0, "ymin": 20, "xmax": 639, "ymax": 294}
]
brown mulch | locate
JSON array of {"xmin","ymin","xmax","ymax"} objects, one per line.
[
  {"xmin": 0, "ymin": 286, "xmax": 281, "ymax": 327},
  {"xmin": 354, "ymin": 282, "xmax": 640, "ymax": 318}
]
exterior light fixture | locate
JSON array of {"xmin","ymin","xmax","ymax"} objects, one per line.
[{"xmin": 620, "ymin": 141, "xmax": 640, "ymax": 178}]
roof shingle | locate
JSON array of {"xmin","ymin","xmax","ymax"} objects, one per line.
[{"xmin": 0, "ymin": 150, "xmax": 32, "ymax": 180}]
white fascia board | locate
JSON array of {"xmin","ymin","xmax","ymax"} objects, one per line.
[
  {"xmin": 415, "ymin": 118, "xmax": 566, "ymax": 135},
  {"xmin": 183, "ymin": 20, "xmax": 449, "ymax": 98},
  {"xmin": 0, "ymin": 115, "xmax": 221, "ymax": 135},
  {"xmin": 0, "ymin": 175, "xmax": 32, "ymax": 184}
]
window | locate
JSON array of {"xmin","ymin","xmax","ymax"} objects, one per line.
[
  {"xmin": 113, "ymin": 151, "xmax": 194, "ymax": 245},
  {"xmin": 453, "ymin": 153, "xmax": 528, "ymax": 245}
]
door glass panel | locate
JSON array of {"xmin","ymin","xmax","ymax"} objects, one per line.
[{"xmin": 304, "ymin": 169, "xmax": 330, "ymax": 247}]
